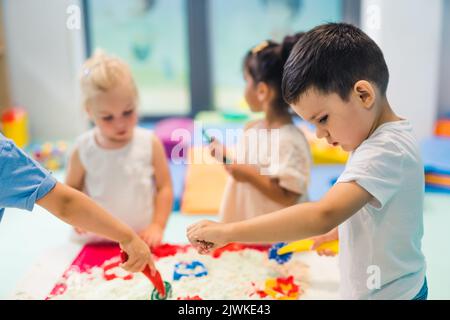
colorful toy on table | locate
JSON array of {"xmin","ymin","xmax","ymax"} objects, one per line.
[
  {"xmin": 254, "ymin": 276, "xmax": 300, "ymax": 300},
  {"xmin": 31, "ymin": 141, "xmax": 68, "ymax": 171},
  {"xmin": 1, "ymin": 107, "xmax": 29, "ymax": 148},
  {"xmin": 269, "ymin": 239, "xmax": 339, "ymax": 265},
  {"xmin": 268, "ymin": 242, "xmax": 291, "ymax": 264},
  {"xmin": 173, "ymin": 260, "xmax": 208, "ymax": 281},
  {"xmin": 151, "ymin": 281, "xmax": 172, "ymax": 300}
]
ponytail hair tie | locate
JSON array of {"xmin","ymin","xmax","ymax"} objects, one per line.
[{"xmin": 251, "ymin": 40, "xmax": 270, "ymax": 55}]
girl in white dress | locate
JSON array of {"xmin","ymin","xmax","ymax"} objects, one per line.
[
  {"xmin": 66, "ymin": 50, "xmax": 173, "ymax": 247},
  {"xmin": 210, "ymin": 34, "xmax": 312, "ymax": 222}
]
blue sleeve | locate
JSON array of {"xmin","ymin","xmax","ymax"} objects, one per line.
[{"xmin": 0, "ymin": 137, "xmax": 57, "ymax": 221}]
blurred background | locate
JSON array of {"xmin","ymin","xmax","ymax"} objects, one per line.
[{"xmin": 0, "ymin": 0, "xmax": 448, "ymax": 141}]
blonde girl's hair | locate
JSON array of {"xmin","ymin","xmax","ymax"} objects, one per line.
[{"xmin": 80, "ymin": 49, "xmax": 138, "ymax": 109}]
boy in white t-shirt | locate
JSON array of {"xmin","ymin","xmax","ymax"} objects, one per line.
[{"xmin": 186, "ymin": 23, "xmax": 427, "ymax": 300}]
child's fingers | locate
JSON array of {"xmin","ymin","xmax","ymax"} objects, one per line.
[
  {"xmin": 187, "ymin": 224, "xmax": 202, "ymax": 239},
  {"xmin": 324, "ymin": 249, "xmax": 337, "ymax": 257},
  {"xmin": 316, "ymin": 249, "xmax": 336, "ymax": 257},
  {"xmin": 149, "ymin": 237, "xmax": 161, "ymax": 249},
  {"xmin": 139, "ymin": 233, "xmax": 151, "ymax": 246},
  {"xmin": 138, "ymin": 230, "xmax": 147, "ymax": 238},
  {"xmin": 224, "ymin": 165, "xmax": 233, "ymax": 175},
  {"xmin": 200, "ymin": 245, "xmax": 215, "ymax": 255},
  {"xmin": 143, "ymin": 238, "xmax": 153, "ymax": 248},
  {"xmin": 198, "ymin": 246, "xmax": 210, "ymax": 255},
  {"xmin": 186, "ymin": 227, "xmax": 197, "ymax": 240},
  {"xmin": 121, "ymin": 258, "xmax": 141, "ymax": 273},
  {"xmin": 310, "ymin": 236, "xmax": 328, "ymax": 250},
  {"xmin": 187, "ymin": 234, "xmax": 199, "ymax": 247},
  {"xmin": 187, "ymin": 221, "xmax": 204, "ymax": 232}
]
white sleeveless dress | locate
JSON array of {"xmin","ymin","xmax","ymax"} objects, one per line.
[{"xmin": 71, "ymin": 127, "xmax": 155, "ymax": 243}]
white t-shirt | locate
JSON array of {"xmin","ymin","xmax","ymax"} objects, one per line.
[
  {"xmin": 71, "ymin": 127, "xmax": 155, "ymax": 243},
  {"xmin": 336, "ymin": 120, "xmax": 426, "ymax": 300}
]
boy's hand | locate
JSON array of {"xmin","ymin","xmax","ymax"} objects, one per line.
[
  {"xmin": 139, "ymin": 223, "xmax": 164, "ymax": 248},
  {"xmin": 187, "ymin": 220, "xmax": 229, "ymax": 254},
  {"xmin": 309, "ymin": 227, "xmax": 339, "ymax": 257},
  {"xmin": 119, "ymin": 234, "xmax": 156, "ymax": 274},
  {"xmin": 208, "ymin": 138, "xmax": 231, "ymax": 164},
  {"xmin": 224, "ymin": 163, "xmax": 256, "ymax": 182}
]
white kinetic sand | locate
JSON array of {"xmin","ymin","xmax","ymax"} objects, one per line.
[{"xmin": 49, "ymin": 248, "xmax": 340, "ymax": 300}]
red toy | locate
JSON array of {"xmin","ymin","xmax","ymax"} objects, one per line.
[{"xmin": 120, "ymin": 251, "xmax": 166, "ymax": 297}]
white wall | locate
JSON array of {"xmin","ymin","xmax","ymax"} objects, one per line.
[
  {"xmin": 361, "ymin": 0, "xmax": 443, "ymax": 141},
  {"xmin": 3, "ymin": 0, "xmax": 87, "ymax": 141},
  {"xmin": 438, "ymin": 0, "xmax": 450, "ymax": 116}
]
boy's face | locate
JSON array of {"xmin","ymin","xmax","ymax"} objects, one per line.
[{"xmin": 290, "ymin": 87, "xmax": 376, "ymax": 152}]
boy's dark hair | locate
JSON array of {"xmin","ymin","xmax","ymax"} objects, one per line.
[
  {"xmin": 243, "ymin": 32, "xmax": 304, "ymax": 114},
  {"xmin": 282, "ymin": 23, "xmax": 389, "ymax": 104}
]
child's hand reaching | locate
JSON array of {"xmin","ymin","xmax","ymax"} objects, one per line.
[
  {"xmin": 208, "ymin": 138, "xmax": 231, "ymax": 164},
  {"xmin": 139, "ymin": 223, "xmax": 164, "ymax": 248},
  {"xmin": 224, "ymin": 163, "xmax": 257, "ymax": 182},
  {"xmin": 309, "ymin": 227, "xmax": 339, "ymax": 257},
  {"xmin": 187, "ymin": 220, "xmax": 229, "ymax": 254},
  {"xmin": 119, "ymin": 234, "xmax": 156, "ymax": 273},
  {"xmin": 208, "ymin": 137, "xmax": 256, "ymax": 182}
]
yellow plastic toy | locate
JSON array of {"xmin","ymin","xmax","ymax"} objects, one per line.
[
  {"xmin": 1, "ymin": 108, "xmax": 30, "ymax": 148},
  {"xmin": 277, "ymin": 239, "xmax": 339, "ymax": 255}
]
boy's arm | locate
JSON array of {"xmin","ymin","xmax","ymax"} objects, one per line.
[
  {"xmin": 65, "ymin": 148, "xmax": 85, "ymax": 191},
  {"xmin": 187, "ymin": 181, "xmax": 371, "ymax": 250},
  {"xmin": 140, "ymin": 137, "xmax": 173, "ymax": 246},
  {"xmin": 65, "ymin": 148, "xmax": 87, "ymax": 233},
  {"xmin": 36, "ymin": 182, "xmax": 154, "ymax": 272}
]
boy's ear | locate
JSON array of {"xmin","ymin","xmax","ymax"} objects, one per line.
[
  {"xmin": 353, "ymin": 80, "xmax": 376, "ymax": 109},
  {"xmin": 256, "ymin": 82, "xmax": 270, "ymax": 102}
]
